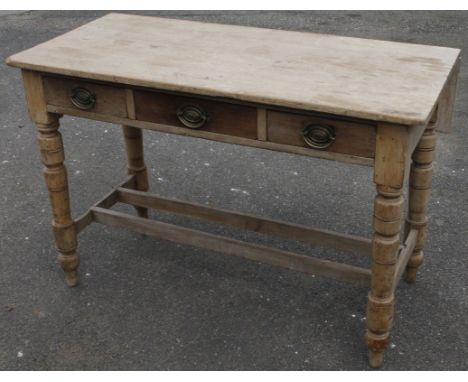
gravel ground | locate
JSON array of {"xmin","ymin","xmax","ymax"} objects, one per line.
[{"xmin": 0, "ymin": 10, "xmax": 467, "ymax": 370}]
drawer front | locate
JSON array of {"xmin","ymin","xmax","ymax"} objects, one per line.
[
  {"xmin": 267, "ymin": 111, "xmax": 376, "ymax": 158},
  {"xmin": 43, "ymin": 76, "xmax": 128, "ymax": 118},
  {"xmin": 134, "ymin": 90, "xmax": 258, "ymax": 139}
]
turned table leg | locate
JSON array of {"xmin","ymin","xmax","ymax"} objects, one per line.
[
  {"xmin": 366, "ymin": 185, "xmax": 403, "ymax": 367},
  {"xmin": 37, "ymin": 117, "xmax": 80, "ymax": 286},
  {"xmin": 404, "ymin": 121, "xmax": 437, "ymax": 283},
  {"xmin": 122, "ymin": 125, "xmax": 149, "ymax": 218},
  {"xmin": 366, "ymin": 123, "xmax": 407, "ymax": 367},
  {"xmin": 22, "ymin": 70, "xmax": 79, "ymax": 286}
]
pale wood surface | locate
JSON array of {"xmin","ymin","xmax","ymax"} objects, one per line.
[
  {"xmin": 436, "ymin": 57, "xmax": 460, "ymax": 133},
  {"xmin": 7, "ymin": 13, "xmax": 460, "ymax": 125},
  {"xmin": 374, "ymin": 123, "xmax": 409, "ymax": 190}
]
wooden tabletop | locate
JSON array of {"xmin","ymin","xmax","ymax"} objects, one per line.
[{"xmin": 7, "ymin": 13, "xmax": 460, "ymax": 125}]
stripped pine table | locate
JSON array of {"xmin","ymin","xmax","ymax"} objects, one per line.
[{"xmin": 6, "ymin": 13, "xmax": 460, "ymax": 367}]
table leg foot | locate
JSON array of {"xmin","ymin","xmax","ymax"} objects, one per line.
[
  {"xmin": 368, "ymin": 349, "xmax": 384, "ymax": 368},
  {"xmin": 366, "ymin": 330, "xmax": 390, "ymax": 368},
  {"xmin": 403, "ymin": 251, "xmax": 424, "ymax": 283},
  {"xmin": 64, "ymin": 271, "xmax": 79, "ymax": 287},
  {"xmin": 58, "ymin": 251, "xmax": 79, "ymax": 287}
]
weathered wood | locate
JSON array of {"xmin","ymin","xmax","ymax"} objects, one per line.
[
  {"xmin": 74, "ymin": 191, "xmax": 118, "ymax": 233},
  {"xmin": 393, "ymin": 229, "xmax": 418, "ymax": 291},
  {"xmin": 374, "ymin": 123, "xmax": 409, "ymax": 190},
  {"xmin": 7, "ymin": 13, "xmax": 460, "ymax": 125},
  {"xmin": 406, "ymin": 124, "xmax": 427, "ymax": 158},
  {"xmin": 117, "ymin": 187, "xmax": 373, "ymax": 256},
  {"xmin": 436, "ymin": 57, "xmax": 460, "ymax": 133},
  {"xmin": 22, "ymin": 70, "xmax": 80, "ymax": 287},
  {"xmin": 10, "ymin": 15, "xmax": 459, "ymax": 368},
  {"xmin": 257, "ymin": 108, "xmax": 268, "ymax": 141},
  {"xmin": 74, "ymin": 175, "xmax": 136, "ymax": 234},
  {"xmin": 125, "ymin": 88, "xmax": 136, "ymax": 119},
  {"xmin": 43, "ymin": 75, "xmax": 128, "ymax": 118},
  {"xmin": 74, "ymin": 211, "xmax": 93, "ymax": 234},
  {"xmin": 134, "ymin": 90, "xmax": 258, "ymax": 139},
  {"xmin": 122, "ymin": 125, "xmax": 149, "ymax": 218},
  {"xmin": 267, "ymin": 110, "xmax": 376, "ymax": 158},
  {"xmin": 91, "ymin": 207, "xmax": 371, "ymax": 287},
  {"xmin": 21, "ymin": 70, "xmax": 56, "ymax": 125},
  {"xmin": 366, "ymin": 123, "xmax": 407, "ymax": 368},
  {"xmin": 404, "ymin": 121, "xmax": 437, "ymax": 283},
  {"xmin": 45, "ymin": 105, "xmax": 375, "ymax": 166}
]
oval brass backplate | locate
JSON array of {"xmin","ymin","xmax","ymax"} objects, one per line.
[
  {"xmin": 176, "ymin": 104, "xmax": 208, "ymax": 129},
  {"xmin": 302, "ymin": 124, "xmax": 336, "ymax": 150},
  {"xmin": 70, "ymin": 87, "xmax": 96, "ymax": 110}
]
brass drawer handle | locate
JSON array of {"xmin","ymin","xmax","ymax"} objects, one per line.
[
  {"xmin": 303, "ymin": 124, "xmax": 336, "ymax": 150},
  {"xmin": 70, "ymin": 87, "xmax": 96, "ymax": 110},
  {"xmin": 176, "ymin": 104, "xmax": 208, "ymax": 129}
]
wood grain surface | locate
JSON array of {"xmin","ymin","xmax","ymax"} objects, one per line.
[{"xmin": 6, "ymin": 13, "xmax": 460, "ymax": 125}]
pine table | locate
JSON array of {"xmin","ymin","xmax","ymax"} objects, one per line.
[{"xmin": 6, "ymin": 13, "xmax": 460, "ymax": 367}]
